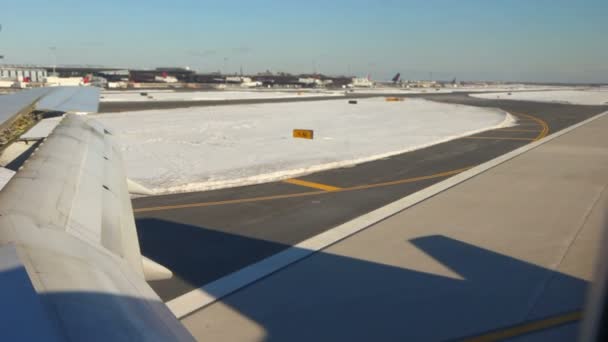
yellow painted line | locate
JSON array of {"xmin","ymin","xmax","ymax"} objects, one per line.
[
  {"xmin": 463, "ymin": 311, "xmax": 582, "ymax": 342},
  {"xmin": 513, "ymin": 112, "xmax": 550, "ymax": 141},
  {"xmin": 134, "ymin": 167, "xmax": 470, "ymax": 213},
  {"xmin": 283, "ymin": 178, "xmax": 342, "ymax": 191},
  {"xmin": 462, "ymin": 113, "xmax": 547, "ymax": 142},
  {"xmin": 463, "ymin": 136, "xmax": 536, "ymax": 141},
  {"xmin": 134, "ymin": 190, "xmax": 326, "ymax": 213},
  {"xmin": 346, "ymin": 167, "xmax": 469, "ymax": 191}
]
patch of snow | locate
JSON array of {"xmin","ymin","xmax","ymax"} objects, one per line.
[
  {"xmin": 92, "ymin": 98, "xmax": 514, "ymax": 195},
  {"xmin": 470, "ymin": 89, "xmax": 608, "ymax": 105},
  {"xmin": 100, "ymin": 90, "xmax": 342, "ymax": 102}
]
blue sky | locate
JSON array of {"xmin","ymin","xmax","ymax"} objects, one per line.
[{"xmin": 1, "ymin": 0, "xmax": 607, "ymax": 82}]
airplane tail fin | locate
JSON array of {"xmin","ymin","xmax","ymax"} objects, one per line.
[{"xmin": 392, "ymin": 73, "xmax": 401, "ymax": 83}]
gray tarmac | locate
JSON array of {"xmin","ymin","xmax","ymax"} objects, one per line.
[
  {"xmin": 181, "ymin": 102, "xmax": 608, "ymax": 342},
  {"xmin": 100, "ymin": 93, "xmax": 370, "ymax": 113},
  {"xmin": 129, "ymin": 93, "xmax": 607, "ymax": 301}
]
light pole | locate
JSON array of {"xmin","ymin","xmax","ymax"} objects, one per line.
[
  {"xmin": 0, "ymin": 24, "xmax": 4, "ymax": 61},
  {"xmin": 49, "ymin": 46, "xmax": 57, "ymax": 75}
]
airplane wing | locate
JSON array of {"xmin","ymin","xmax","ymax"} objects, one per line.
[
  {"xmin": 0, "ymin": 90, "xmax": 193, "ymax": 340},
  {"xmin": 0, "ymin": 86, "xmax": 100, "ymax": 130}
]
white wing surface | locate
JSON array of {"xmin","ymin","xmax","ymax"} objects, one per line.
[{"xmin": 0, "ymin": 113, "xmax": 193, "ymax": 341}]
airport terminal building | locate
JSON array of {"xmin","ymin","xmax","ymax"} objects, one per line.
[{"xmin": 0, "ymin": 66, "xmax": 47, "ymax": 82}]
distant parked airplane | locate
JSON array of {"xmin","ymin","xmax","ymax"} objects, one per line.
[{"xmin": 392, "ymin": 73, "xmax": 401, "ymax": 83}]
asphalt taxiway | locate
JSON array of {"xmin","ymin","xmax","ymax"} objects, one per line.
[{"xmin": 129, "ymin": 94, "xmax": 607, "ymax": 302}]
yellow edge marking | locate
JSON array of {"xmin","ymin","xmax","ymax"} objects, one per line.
[
  {"xmin": 463, "ymin": 136, "xmax": 536, "ymax": 141},
  {"xmin": 463, "ymin": 311, "xmax": 582, "ymax": 342},
  {"xmin": 283, "ymin": 178, "xmax": 342, "ymax": 191},
  {"xmin": 513, "ymin": 112, "xmax": 550, "ymax": 141},
  {"xmin": 134, "ymin": 167, "xmax": 470, "ymax": 213}
]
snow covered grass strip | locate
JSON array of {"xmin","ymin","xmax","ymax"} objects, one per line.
[{"xmin": 93, "ymin": 98, "xmax": 515, "ymax": 195}]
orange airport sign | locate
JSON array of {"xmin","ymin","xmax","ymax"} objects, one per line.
[{"xmin": 293, "ymin": 129, "xmax": 314, "ymax": 139}]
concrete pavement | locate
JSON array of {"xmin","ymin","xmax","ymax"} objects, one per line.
[
  {"xmin": 179, "ymin": 112, "xmax": 608, "ymax": 341},
  {"xmin": 133, "ymin": 95, "xmax": 607, "ymax": 302}
]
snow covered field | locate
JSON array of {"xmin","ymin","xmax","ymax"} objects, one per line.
[
  {"xmin": 99, "ymin": 86, "xmax": 579, "ymax": 103},
  {"xmin": 92, "ymin": 98, "xmax": 514, "ymax": 194},
  {"xmin": 100, "ymin": 90, "xmax": 342, "ymax": 102},
  {"xmin": 470, "ymin": 89, "xmax": 608, "ymax": 105},
  {"xmin": 351, "ymin": 85, "xmax": 570, "ymax": 95},
  {"xmin": 351, "ymin": 88, "xmax": 453, "ymax": 94}
]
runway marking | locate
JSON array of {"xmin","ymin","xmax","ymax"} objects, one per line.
[
  {"xmin": 513, "ymin": 112, "xmax": 549, "ymax": 141},
  {"xmin": 134, "ymin": 190, "xmax": 326, "ymax": 213},
  {"xmin": 463, "ymin": 136, "xmax": 536, "ymax": 141},
  {"xmin": 134, "ymin": 112, "xmax": 549, "ymax": 214},
  {"xmin": 343, "ymin": 167, "xmax": 469, "ymax": 191},
  {"xmin": 462, "ymin": 311, "xmax": 582, "ymax": 342},
  {"xmin": 462, "ymin": 112, "xmax": 549, "ymax": 142},
  {"xmin": 283, "ymin": 178, "xmax": 342, "ymax": 191},
  {"xmin": 134, "ymin": 167, "xmax": 470, "ymax": 213}
]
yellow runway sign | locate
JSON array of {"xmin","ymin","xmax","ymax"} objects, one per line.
[
  {"xmin": 385, "ymin": 97, "xmax": 404, "ymax": 102},
  {"xmin": 293, "ymin": 129, "xmax": 314, "ymax": 139}
]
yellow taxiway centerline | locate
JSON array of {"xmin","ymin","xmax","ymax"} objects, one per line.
[
  {"xmin": 134, "ymin": 167, "xmax": 470, "ymax": 213},
  {"xmin": 463, "ymin": 311, "xmax": 581, "ymax": 342},
  {"xmin": 283, "ymin": 178, "xmax": 342, "ymax": 191}
]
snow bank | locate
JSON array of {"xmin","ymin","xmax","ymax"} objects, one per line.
[
  {"xmin": 100, "ymin": 90, "xmax": 342, "ymax": 102},
  {"xmin": 470, "ymin": 89, "xmax": 608, "ymax": 105},
  {"xmin": 92, "ymin": 98, "xmax": 514, "ymax": 194}
]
